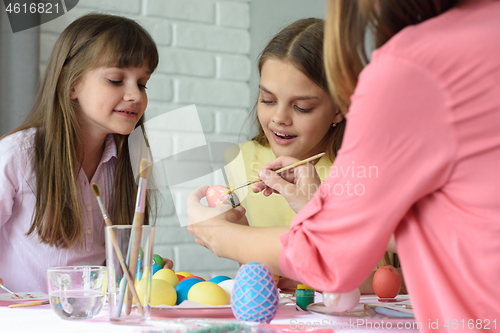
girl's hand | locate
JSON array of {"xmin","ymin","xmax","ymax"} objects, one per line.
[
  {"xmin": 187, "ymin": 186, "xmax": 246, "ymax": 254},
  {"xmin": 252, "ymin": 156, "xmax": 321, "ymax": 213},
  {"xmin": 162, "ymin": 258, "xmax": 174, "ymax": 270},
  {"xmin": 277, "ymin": 277, "xmax": 301, "ymax": 291}
]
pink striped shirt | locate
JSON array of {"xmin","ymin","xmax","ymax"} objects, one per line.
[
  {"xmin": 280, "ymin": 0, "xmax": 500, "ymax": 329},
  {"xmin": 0, "ymin": 129, "xmax": 116, "ymax": 293}
]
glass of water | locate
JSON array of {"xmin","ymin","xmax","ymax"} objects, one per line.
[
  {"xmin": 106, "ymin": 225, "xmax": 154, "ymax": 323},
  {"xmin": 46, "ymin": 266, "xmax": 107, "ymax": 320}
]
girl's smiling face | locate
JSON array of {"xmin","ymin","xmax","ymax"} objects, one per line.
[
  {"xmin": 70, "ymin": 64, "xmax": 151, "ymax": 139},
  {"xmin": 258, "ymin": 58, "xmax": 339, "ymax": 160}
]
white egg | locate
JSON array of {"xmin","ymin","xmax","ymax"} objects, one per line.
[
  {"xmin": 323, "ymin": 288, "xmax": 360, "ymax": 313},
  {"xmin": 217, "ymin": 279, "xmax": 235, "ymax": 301}
]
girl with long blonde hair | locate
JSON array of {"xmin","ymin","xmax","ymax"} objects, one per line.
[{"xmin": 0, "ymin": 13, "xmax": 158, "ymax": 292}]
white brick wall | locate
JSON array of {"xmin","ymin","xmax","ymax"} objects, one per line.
[
  {"xmin": 40, "ymin": 0, "xmax": 253, "ymax": 278},
  {"xmin": 174, "ymin": 22, "xmax": 250, "ymax": 54},
  {"xmin": 216, "ymin": 1, "xmax": 250, "ymax": 28},
  {"xmin": 144, "ymin": 0, "xmax": 215, "ymax": 23},
  {"xmin": 157, "ymin": 47, "xmax": 216, "ymax": 77}
]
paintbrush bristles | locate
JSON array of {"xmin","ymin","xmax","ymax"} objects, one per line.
[
  {"xmin": 91, "ymin": 183, "xmax": 100, "ymax": 197},
  {"xmin": 139, "ymin": 158, "xmax": 151, "ymax": 178},
  {"xmin": 92, "ymin": 183, "xmax": 109, "ymax": 222}
]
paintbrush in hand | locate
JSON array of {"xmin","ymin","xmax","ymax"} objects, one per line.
[
  {"xmin": 0, "ymin": 278, "xmax": 20, "ymax": 298},
  {"xmin": 226, "ymin": 152, "xmax": 326, "ymax": 194},
  {"xmin": 92, "ymin": 183, "xmax": 144, "ymax": 316},
  {"xmin": 125, "ymin": 158, "xmax": 151, "ymax": 315}
]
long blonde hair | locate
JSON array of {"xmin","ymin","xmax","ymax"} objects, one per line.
[
  {"xmin": 248, "ymin": 18, "xmax": 344, "ymax": 161},
  {"xmin": 2, "ymin": 13, "xmax": 159, "ymax": 248},
  {"xmin": 324, "ymin": 0, "xmax": 459, "ymax": 112},
  {"xmin": 324, "ymin": 0, "xmax": 459, "ymax": 286}
]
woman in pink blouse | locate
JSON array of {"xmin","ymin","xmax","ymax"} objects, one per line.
[{"xmin": 187, "ymin": 0, "xmax": 500, "ymax": 329}]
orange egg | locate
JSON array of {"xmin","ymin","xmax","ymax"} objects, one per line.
[
  {"xmin": 206, "ymin": 185, "xmax": 236, "ymax": 208},
  {"xmin": 373, "ymin": 265, "xmax": 401, "ymax": 298}
]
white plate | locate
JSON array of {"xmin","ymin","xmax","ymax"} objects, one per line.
[
  {"xmin": 0, "ymin": 292, "xmax": 49, "ymax": 301},
  {"xmin": 151, "ymin": 293, "xmax": 292, "ymax": 318},
  {"xmin": 307, "ymin": 296, "xmax": 415, "ymax": 327},
  {"xmin": 152, "ymin": 304, "xmax": 233, "ymax": 317}
]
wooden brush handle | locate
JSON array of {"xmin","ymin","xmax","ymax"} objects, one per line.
[
  {"xmin": 249, "ymin": 153, "xmax": 325, "ymax": 186},
  {"xmin": 106, "ymin": 222, "xmax": 144, "ymax": 316},
  {"xmin": 125, "ymin": 213, "xmax": 144, "ymax": 315}
]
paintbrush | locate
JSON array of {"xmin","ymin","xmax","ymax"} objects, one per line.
[
  {"xmin": 91, "ymin": 183, "xmax": 144, "ymax": 316},
  {"xmin": 8, "ymin": 301, "xmax": 50, "ymax": 308},
  {"xmin": 125, "ymin": 158, "xmax": 151, "ymax": 315},
  {"xmin": 0, "ymin": 278, "xmax": 20, "ymax": 298},
  {"xmin": 226, "ymin": 152, "xmax": 326, "ymax": 194}
]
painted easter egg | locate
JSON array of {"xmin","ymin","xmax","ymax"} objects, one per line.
[
  {"xmin": 209, "ymin": 275, "xmax": 231, "ymax": 284},
  {"xmin": 188, "ymin": 281, "xmax": 229, "ymax": 306},
  {"xmin": 153, "ymin": 268, "xmax": 179, "ymax": 287},
  {"xmin": 138, "ymin": 278, "xmax": 176, "ymax": 306},
  {"xmin": 184, "ymin": 275, "xmax": 205, "ymax": 281},
  {"xmin": 152, "ymin": 254, "xmax": 165, "ymax": 275},
  {"xmin": 136, "ymin": 258, "xmax": 143, "ymax": 279},
  {"xmin": 231, "ymin": 262, "xmax": 279, "ymax": 323},
  {"xmin": 323, "ymin": 288, "xmax": 360, "ymax": 313},
  {"xmin": 206, "ymin": 185, "xmax": 236, "ymax": 208},
  {"xmin": 373, "ymin": 265, "xmax": 401, "ymax": 298},
  {"xmin": 153, "ymin": 254, "xmax": 164, "ymax": 268},
  {"xmin": 218, "ymin": 279, "xmax": 235, "ymax": 300},
  {"xmin": 175, "ymin": 277, "xmax": 204, "ymax": 305}
]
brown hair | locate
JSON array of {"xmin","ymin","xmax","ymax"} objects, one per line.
[
  {"xmin": 248, "ymin": 18, "xmax": 344, "ymax": 161},
  {"xmin": 2, "ymin": 13, "xmax": 159, "ymax": 248},
  {"xmin": 324, "ymin": 0, "xmax": 459, "ymax": 112}
]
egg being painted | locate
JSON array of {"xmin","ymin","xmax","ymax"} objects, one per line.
[{"xmin": 206, "ymin": 185, "xmax": 236, "ymax": 208}]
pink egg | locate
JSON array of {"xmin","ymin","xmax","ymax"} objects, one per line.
[{"xmin": 206, "ymin": 185, "xmax": 236, "ymax": 208}]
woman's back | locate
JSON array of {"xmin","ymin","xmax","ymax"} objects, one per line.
[{"xmin": 281, "ymin": 0, "xmax": 500, "ymax": 327}]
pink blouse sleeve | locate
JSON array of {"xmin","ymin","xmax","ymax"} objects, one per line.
[
  {"xmin": 279, "ymin": 53, "xmax": 456, "ymax": 292},
  {"xmin": 0, "ymin": 136, "xmax": 23, "ymax": 228}
]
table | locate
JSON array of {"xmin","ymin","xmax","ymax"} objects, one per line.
[{"xmin": 0, "ymin": 296, "xmax": 420, "ymax": 333}]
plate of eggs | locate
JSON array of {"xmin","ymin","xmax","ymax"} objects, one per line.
[{"xmin": 148, "ymin": 267, "xmax": 235, "ymax": 317}]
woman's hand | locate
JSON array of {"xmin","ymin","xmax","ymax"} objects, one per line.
[
  {"xmin": 187, "ymin": 186, "xmax": 246, "ymax": 255},
  {"xmin": 252, "ymin": 156, "xmax": 322, "ymax": 213}
]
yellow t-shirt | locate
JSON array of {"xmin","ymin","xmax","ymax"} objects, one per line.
[
  {"xmin": 224, "ymin": 141, "xmax": 394, "ymax": 272},
  {"xmin": 226, "ymin": 141, "xmax": 331, "ymax": 227}
]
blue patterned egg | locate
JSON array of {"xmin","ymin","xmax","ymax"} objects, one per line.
[{"xmin": 231, "ymin": 262, "xmax": 279, "ymax": 323}]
